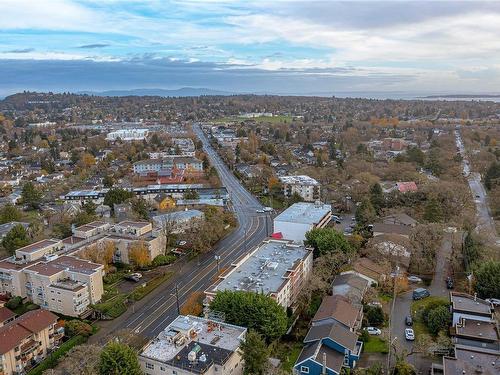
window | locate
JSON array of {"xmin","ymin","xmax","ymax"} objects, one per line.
[
  {"xmin": 160, "ymin": 366, "xmax": 165, "ymax": 371},
  {"xmin": 145, "ymin": 363, "xmax": 154, "ymax": 370},
  {"xmin": 300, "ymin": 366, "xmax": 309, "ymax": 374}
]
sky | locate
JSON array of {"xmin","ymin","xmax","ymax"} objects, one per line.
[{"xmin": 1, "ymin": 0, "xmax": 500, "ymax": 97}]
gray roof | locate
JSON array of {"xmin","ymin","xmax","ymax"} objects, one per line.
[
  {"xmin": 274, "ymin": 202, "xmax": 331, "ymax": 225},
  {"xmin": 304, "ymin": 321, "xmax": 358, "ymax": 351}
]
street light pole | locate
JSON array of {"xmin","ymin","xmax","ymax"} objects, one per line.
[
  {"xmin": 214, "ymin": 255, "xmax": 221, "ymax": 272},
  {"xmin": 174, "ymin": 284, "xmax": 180, "ymax": 314}
]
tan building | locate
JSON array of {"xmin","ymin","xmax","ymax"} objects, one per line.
[
  {"xmin": 0, "ymin": 255, "xmax": 104, "ymax": 318},
  {"xmin": 279, "ymin": 175, "xmax": 320, "ymax": 202},
  {"xmin": 139, "ymin": 315, "xmax": 246, "ymax": 375},
  {"xmin": 15, "ymin": 239, "xmax": 63, "ymax": 262},
  {"xmin": 0, "ymin": 309, "xmax": 62, "ymax": 375},
  {"xmin": 205, "ymin": 239, "xmax": 313, "ymax": 310}
]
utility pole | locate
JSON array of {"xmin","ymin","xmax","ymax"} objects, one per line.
[
  {"xmin": 174, "ymin": 284, "xmax": 180, "ymax": 314},
  {"xmin": 214, "ymin": 255, "xmax": 221, "ymax": 272},
  {"xmin": 244, "ymin": 228, "xmax": 248, "ymax": 252}
]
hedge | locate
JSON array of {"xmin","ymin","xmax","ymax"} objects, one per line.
[{"xmin": 27, "ymin": 335, "xmax": 87, "ymax": 375}]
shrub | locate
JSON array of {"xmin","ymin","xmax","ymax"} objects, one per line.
[
  {"xmin": 426, "ymin": 306, "xmax": 451, "ymax": 335},
  {"xmin": 65, "ymin": 320, "xmax": 93, "ymax": 337},
  {"xmin": 152, "ymin": 254, "xmax": 176, "ymax": 267},
  {"xmin": 5, "ymin": 296, "xmax": 22, "ymax": 310},
  {"xmin": 365, "ymin": 305, "xmax": 385, "ymax": 326}
]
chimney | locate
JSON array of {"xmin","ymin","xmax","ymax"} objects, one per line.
[{"xmin": 322, "ymin": 352, "xmax": 327, "ymax": 375}]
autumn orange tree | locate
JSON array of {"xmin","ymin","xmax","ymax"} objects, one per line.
[
  {"xmin": 180, "ymin": 291, "xmax": 204, "ymax": 316},
  {"xmin": 128, "ymin": 241, "xmax": 151, "ymax": 268}
]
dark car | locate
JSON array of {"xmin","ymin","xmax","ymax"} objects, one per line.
[
  {"xmin": 446, "ymin": 277, "xmax": 454, "ymax": 289},
  {"xmin": 405, "ymin": 315, "xmax": 413, "ymax": 326},
  {"xmin": 412, "ymin": 288, "xmax": 430, "ymax": 300}
]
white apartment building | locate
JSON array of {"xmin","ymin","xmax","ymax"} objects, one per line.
[
  {"xmin": 133, "ymin": 157, "xmax": 203, "ymax": 174},
  {"xmin": 205, "ymin": 239, "xmax": 313, "ymax": 310},
  {"xmin": 139, "ymin": 315, "xmax": 246, "ymax": 375},
  {"xmin": 0, "ymin": 255, "xmax": 104, "ymax": 317},
  {"xmin": 279, "ymin": 175, "xmax": 321, "ymax": 202},
  {"xmin": 273, "ymin": 202, "xmax": 332, "ymax": 243},
  {"xmin": 106, "ymin": 128, "xmax": 148, "ymax": 141}
]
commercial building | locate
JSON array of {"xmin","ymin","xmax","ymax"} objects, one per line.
[
  {"xmin": 205, "ymin": 239, "xmax": 313, "ymax": 309},
  {"xmin": 139, "ymin": 315, "xmax": 246, "ymax": 375},
  {"xmin": 106, "ymin": 128, "xmax": 148, "ymax": 141},
  {"xmin": 279, "ymin": 175, "xmax": 320, "ymax": 202},
  {"xmin": 0, "ymin": 309, "xmax": 63, "ymax": 375},
  {"xmin": 273, "ymin": 202, "xmax": 331, "ymax": 243}
]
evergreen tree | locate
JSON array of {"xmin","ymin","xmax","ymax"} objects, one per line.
[
  {"xmin": 474, "ymin": 261, "xmax": 500, "ymax": 298},
  {"xmin": 99, "ymin": 342, "xmax": 141, "ymax": 375},
  {"xmin": 21, "ymin": 182, "xmax": 43, "ymax": 209},
  {"xmin": 423, "ymin": 197, "xmax": 444, "ymax": 222},
  {"xmin": 2, "ymin": 224, "xmax": 30, "ymax": 254},
  {"xmin": 355, "ymin": 198, "xmax": 376, "ymax": 226},
  {"xmin": 241, "ymin": 331, "xmax": 269, "ymax": 375},
  {"xmin": 369, "ymin": 183, "xmax": 384, "ymax": 213}
]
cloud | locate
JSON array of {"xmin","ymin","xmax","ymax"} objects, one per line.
[
  {"xmin": 3, "ymin": 48, "xmax": 34, "ymax": 53},
  {"xmin": 77, "ymin": 43, "xmax": 110, "ymax": 49}
]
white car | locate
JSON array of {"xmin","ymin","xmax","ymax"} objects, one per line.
[
  {"xmin": 368, "ymin": 301, "xmax": 382, "ymax": 308},
  {"xmin": 407, "ymin": 276, "xmax": 423, "ymax": 283},
  {"xmin": 405, "ymin": 328, "xmax": 415, "ymax": 341},
  {"xmin": 486, "ymin": 298, "xmax": 500, "ymax": 307},
  {"xmin": 365, "ymin": 327, "xmax": 382, "ymax": 335},
  {"xmin": 263, "ymin": 207, "xmax": 273, "ymax": 212},
  {"xmin": 256, "ymin": 209, "xmax": 265, "ymax": 213}
]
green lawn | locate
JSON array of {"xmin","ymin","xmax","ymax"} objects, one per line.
[
  {"xmin": 363, "ymin": 336, "xmax": 389, "ymax": 354},
  {"xmin": 93, "ymin": 293, "xmax": 128, "ymax": 319}
]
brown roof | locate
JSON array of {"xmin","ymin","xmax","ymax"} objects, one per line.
[
  {"xmin": 454, "ymin": 318, "xmax": 499, "ymax": 342},
  {"xmin": 296, "ymin": 341, "xmax": 320, "ymax": 365},
  {"xmin": 312, "ymin": 295, "xmax": 361, "ymax": 329},
  {"xmin": 304, "ymin": 321, "xmax": 358, "ymax": 351},
  {"xmin": 0, "ymin": 309, "xmax": 57, "ymax": 354},
  {"xmin": 16, "ymin": 239, "xmax": 60, "ymax": 254},
  {"xmin": 26, "ymin": 262, "xmax": 62, "ymax": 276},
  {"xmin": 443, "ymin": 347, "xmax": 500, "ymax": 375},
  {"xmin": 117, "ymin": 221, "xmax": 150, "ymax": 228},
  {"xmin": 451, "ymin": 292, "xmax": 492, "ymax": 316},
  {"xmin": 372, "ymin": 223, "xmax": 411, "ymax": 236},
  {"xmin": 353, "ymin": 258, "xmax": 386, "ymax": 281},
  {"xmin": 0, "ymin": 307, "xmax": 15, "ymax": 323}
]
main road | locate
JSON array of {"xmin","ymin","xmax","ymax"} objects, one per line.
[{"xmin": 91, "ymin": 123, "xmax": 270, "ymax": 341}]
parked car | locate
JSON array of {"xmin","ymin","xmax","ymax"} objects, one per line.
[
  {"xmin": 405, "ymin": 316, "xmax": 413, "ymax": 326},
  {"xmin": 405, "ymin": 328, "xmax": 415, "ymax": 341},
  {"xmin": 446, "ymin": 277, "xmax": 454, "ymax": 289},
  {"xmin": 368, "ymin": 301, "xmax": 382, "ymax": 308},
  {"xmin": 486, "ymin": 298, "xmax": 500, "ymax": 307},
  {"xmin": 263, "ymin": 207, "xmax": 273, "ymax": 212},
  {"xmin": 125, "ymin": 273, "xmax": 143, "ymax": 282},
  {"xmin": 412, "ymin": 288, "xmax": 430, "ymax": 300},
  {"xmin": 407, "ymin": 276, "xmax": 422, "ymax": 283},
  {"xmin": 365, "ymin": 327, "xmax": 382, "ymax": 335},
  {"xmin": 256, "ymin": 209, "xmax": 264, "ymax": 213}
]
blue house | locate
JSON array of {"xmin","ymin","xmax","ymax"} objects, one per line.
[{"xmin": 294, "ymin": 321, "xmax": 363, "ymax": 375}]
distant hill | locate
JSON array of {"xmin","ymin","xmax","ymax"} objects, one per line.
[
  {"xmin": 78, "ymin": 87, "xmax": 235, "ymax": 97},
  {"xmin": 423, "ymin": 94, "xmax": 500, "ymax": 99}
]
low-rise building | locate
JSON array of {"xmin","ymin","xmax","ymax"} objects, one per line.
[
  {"xmin": 15, "ymin": 239, "xmax": 63, "ymax": 263},
  {"xmin": 279, "ymin": 175, "xmax": 320, "ymax": 202},
  {"xmin": 133, "ymin": 157, "xmax": 203, "ymax": 174},
  {"xmin": 450, "ymin": 292, "xmax": 494, "ymax": 325},
  {"xmin": 139, "ymin": 315, "xmax": 246, "ymax": 375},
  {"xmin": 273, "ymin": 202, "xmax": 331, "ymax": 243},
  {"xmin": 152, "ymin": 210, "xmax": 204, "ymax": 233},
  {"xmin": 0, "ymin": 309, "xmax": 62, "ymax": 375},
  {"xmin": 294, "ymin": 321, "xmax": 363, "ymax": 375},
  {"xmin": 106, "ymin": 128, "xmax": 148, "ymax": 141},
  {"xmin": 311, "ymin": 295, "xmax": 363, "ymax": 332},
  {"xmin": 0, "ymin": 255, "xmax": 104, "ymax": 317},
  {"xmin": 0, "ymin": 307, "xmax": 15, "ymax": 327},
  {"xmin": 205, "ymin": 239, "xmax": 313, "ymax": 310}
]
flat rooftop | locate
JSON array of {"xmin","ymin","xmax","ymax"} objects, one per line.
[
  {"xmin": 50, "ymin": 279, "xmax": 86, "ymax": 292},
  {"xmin": 279, "ymin": 175, "xmax": 319, "ymax": 185},
  {"xmin": 210, "ymin": 239, "xmax": 311, "ymax": 295},
  {"xmin": 16, "ymin": 239, "xmax": 61, "ymax": 254},
  {"xmin": 451, "ymin": 292, "xmax": 492, "ymax": 315},
  {"xmin": 455, "ymin": 318, "xmax": 499, "ymax": 341},
  {"xmin": 140, "ymin": 315, "xmax": 245, "ymax": 369},
  {"xmin": 274, "ymin": 202, "xmax": 331, "ymax": 225},
  {"xmin": 444, "ymin": 346, "xmax": 500, "ymax": 375}
]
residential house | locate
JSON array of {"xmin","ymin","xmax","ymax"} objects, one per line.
[
  {"xmin": 152, "ymin": 210, "xmax": 204, "ymax": 234},
  {"xmin": 381, "ymin": 213, "xmax": 417, "ymax": 227},
  {"xmin": 0, "ymin": 307, "xmax": 15, "ymax": 327},
  {"xmin": 331, "ymin": 274, "xmax": 369, "ymax": 308},
  {"xmin": 152, "ymin": 193, "xmax": 176, "ymax": 211},
  {"xmin": 311, "ymin": 295, "xmax": 363, "ymax": 332},
  {"xmin": 294, "ymin": 321, "xmax": 363, "ymax": 375}
]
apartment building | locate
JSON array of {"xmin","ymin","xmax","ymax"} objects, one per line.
[
  {"xmin": 15, "ymin": 239, "xmax": 63, "ymax": 263},
  {"xmin": 106, "ymin": 128, "xmax": 148, "ymax": 141},
  {"xmin": 279, "ymin": 175, "xmax": 320, "ymax": 202},
  {"xmin": 0, "ymin": 255, "xmax": 104, "ymax": 317},
  {"xmin": 139, "ymin": 315, "xmax": 246, "ymax": 375},
  {"xmin": 0, "ymin": 309, "xmax": 63, "ymax": 375},
  {"xmin": 133, "ymin": 157, "xmax": 203, "ymax": 174},
  {"xmin": 273, "ymin": 202, "xmax": 331, "ymax": 243},
  {"xmin": 205, "ymin": 239, "xmax": 313, "ymax": 310}
]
